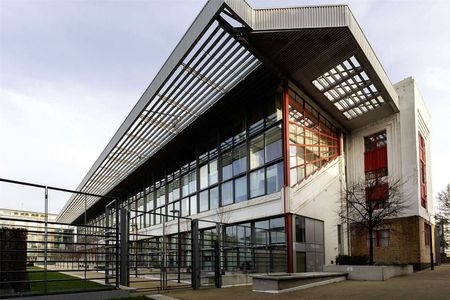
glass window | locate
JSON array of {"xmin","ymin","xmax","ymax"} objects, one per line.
[
  {"xmin": 173, "ymin": 179, "xmax": 180, "ymax": 200},
  {"xmin": 295, "ymin": 216, "xmax": 305, "ymax": 243},
  {"xmin": 199, "ymin": 190, "xmax": 208, "ymax": 212},
  {"xmin": 182, "ymin": 174, "xmax": 189, "ymax": 197},
  {"xmin": 181, "ymin": 197, "xmax": 189, "ymax": 217},
  {"xmin": 222, "ymin": 151, "xmax": 233, "ymax": 181},
  {"xmin": 189, "ymin": 170, "xmax": 197, "ymax": 194},
  {"xmin": 270, "ymin": 217, "xmax": 285, "ymax": 244},
  {"xmin": 233, "ymin": 145, "xmax": 247, "ymax": 176},
  {"xmin": 190, "ymin": 195, "xmax": 197, "ymax": 215},
  {"xmin": 146, "ymin": 192, "xmax": 154, "ymax": 211},
  {"xmin": 234, "ymin": 176, "xmax": 247, "ymax": 203},
  {"xmin": 157, "ymin": 188, "xmax": 165, "ymax": 207},
  {"xmin": 250, "ymin": 168, "xmax": 265, "ymax": 198},
  {"xmin": 209, "ymin": 159, "xmax": 218, "ymax": 185},
  {"xmin": 155, "ymin": 208, "xmax": 161, "ymax": 224},
  {"xmin": 200, "ymin": 164, "xmax": 208, "ymax": 190},
  {"xmin": 255, "ymin": 220, "xmax": 269, "ymax": 244},
  {"xmin": 288, "ymin": 90, "xmax": 339, "ymax": 187},
  {"xmin": 265, "ymin": 125, "xmax": 282, "ymax": 162},
  {"xmin": 221, "ymin": 181, "xmax": 233, "ymax": 206},
  {"xmin": 267, "ymin": 162, "xmax": 283, "ymax": 194},
  {"xmin": 250, "ymin": 134, "xmax": 264, "ymax": 169},
  {"xmin": 210, "ymin": 187, "xmax": 219, "ymax": 210}
]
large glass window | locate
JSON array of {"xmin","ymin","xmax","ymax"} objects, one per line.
[
  {"xmin": 270, "ymin": 217, "xmax": 285, "ymax": 244},
  {"xmin": 250, "ymin": 168, "xmax": 265, "ymax": 198},
  {"xmin": 199, "ymin": 190, "xmax": 208, "ymax": 212},
  {"xmin": 255, "ymin": 220, "xmax": 269, "ymax": 244},
  {"xmin": 189, "ymin": 170, "xmax": 197, "ymax": 194},
  {"xmin": 234, "ymin": 176, "xmax": 247, "ymax": 203},
  {"xmin": 250, "ymin": 134, "xmax": 264, "ymax": 169},
  {"xmin": 181, "ymin": 197, "xmax": 189, "ymax": 217},
  {"xmin": 222, "ymin": 152, "xmax": 233, "ymax": 181},
  {"xmin": 265, "ymin": 125, "xmax": 282, "ymax": 162},
  {"xmin": 250, "ymin": 126, "xmax": 282, "ymax": 170},
  {"xmin": 221, "ymin": 181, "xmax": 233, "ymax": 206},
  {"xmin": 210, "ymin": 187, "xmax": 219, "ymax": 210},
  {"xmin": 200, "ymin": 164, "xmax": 209, "ymax": 190},
  {"xmin": 267, "ymin": 162, "xmax": 283, "ymax": 194},
  {"xmin": 288, "ymin": 90, "xmax": 339, "ymax": 186},
  {"xmin": 233, "ymin": 145, "xmax": 247, "ymax": 176},
  {"xmin": 295, "ymin": 216, "xmax": 305, "ymax": 243},
  {"xmin": 190, "ymin": 195, "xmax": 197, "ymax": 215}
]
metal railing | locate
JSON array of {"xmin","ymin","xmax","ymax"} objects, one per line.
[{"xmin": 0, "ymin": 178, "xmax": 119, "ymax": 298}]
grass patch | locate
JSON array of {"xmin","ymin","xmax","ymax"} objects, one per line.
[{"xmin": 27, "ymin": 266, "xmax": 104, "ymax": 292}]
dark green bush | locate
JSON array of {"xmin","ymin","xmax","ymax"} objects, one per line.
[
  {"xmin": 335, "ymin": 254, "xmax": 369, "ymax": 265},
  {"xmin": 0, "ymin": 227, "xmax": 29, "ymax": 293}
]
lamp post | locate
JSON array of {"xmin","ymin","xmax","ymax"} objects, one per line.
[{"xmin": 170, "ymin": 209, "xmax": 181, "ymax": 283}]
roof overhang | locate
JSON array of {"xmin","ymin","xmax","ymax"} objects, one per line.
[{"xmin": 57, "ymin": 0, "xmax": 398, "ymax": 223}]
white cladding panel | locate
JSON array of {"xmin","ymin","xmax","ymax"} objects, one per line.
[
  {"xmin": 346, "ymin": 77, "xmax": 433, "ymax": 221},
  {"xmin": 288, "ymin": 158, "xmax": 346, "ymax": 268}
]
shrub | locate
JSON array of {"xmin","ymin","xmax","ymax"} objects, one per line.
[
  {"xmin": 0, "ymin": 227, "xmax": 30, "ymax": 294},
  {"xmin": 335, "ymin": 254, "xmax": 369, "ymax": 265}
]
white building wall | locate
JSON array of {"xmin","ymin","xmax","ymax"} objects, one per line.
[
  {"xmin": 395, "ymin": 77, "xmax": 433, "ymax": 221},
  {"xmin": 345, "ymin": 76, "xmax": 432, "ymax": 222},
  {"xmin": 287, "ymin": 157, "xmax": 346, "ymax": 268}
]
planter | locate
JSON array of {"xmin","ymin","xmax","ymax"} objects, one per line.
[{"xmin": 324, "ymin": 265, "xmax": 413, "ymax": 281}]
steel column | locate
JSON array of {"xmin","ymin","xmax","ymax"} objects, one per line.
[
  {"xmin": 191, "ymin": 219, "xmax": 200, "ymax": 290},
  {"xmin": 120, "ymin": 208, "xmax": 129, "ymax": 286}
]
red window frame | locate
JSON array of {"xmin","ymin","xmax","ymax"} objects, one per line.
[
  {"xmin": 418, "ymin": 132, "xmax": 427, "ymax": 208},
  {"xmin": 287, "ymin": 89, "xmax": 340, "ymax": 187},
  {"xmin": 364, "ymin": 131, "xmax": 388, "ymax": 209}
]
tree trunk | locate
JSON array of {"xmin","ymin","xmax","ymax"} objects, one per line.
[{"xmin": 368, "ymin": 228, "xmax": 374, "ymax": 265}]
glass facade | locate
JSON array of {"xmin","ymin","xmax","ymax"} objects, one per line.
[
  {"xmin": 120, "ymin": 89, "xmax": 284, "ymax": 230},
  {"xmin": 223, "ymin": 216, "xmax": 286, "ymax": 273},
  {"xmin": 288, "ymin": 89, "xmax": 340, "ymax": 187}
]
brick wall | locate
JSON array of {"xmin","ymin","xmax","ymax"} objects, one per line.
[{"xmin": 351, "ymin": 216, "xmax": 435, "ymax": 268}]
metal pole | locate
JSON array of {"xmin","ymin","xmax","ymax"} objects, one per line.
[
  {"xmin": 44, "ymin": 187, "xmax": 48, "ymax": 294},
  {"xmin": 177, "ymin": 212, "xmax": 181, "ymax": 283},
  {"xmin": 429, "ymin": 224, "xmax": 434, "ymax": 270},
  {"xmin": 84, "ymin": 195, "xmax": 87, "ymax": 290},
  {"xmin": 115, "ymin": 200, "xmax": 120, "ymax": 288},
  {"xmin": 161, "ymin": 210, "xmax": 167, "ymax": 290},
  {"xmin": 191, "ymin": 219, "xmax": 200, "ymax": 290}
]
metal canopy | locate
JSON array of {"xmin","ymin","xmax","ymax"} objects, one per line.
[{"xmin": 58, "ymin": 0, "xmax": 399, "ymax": 223}]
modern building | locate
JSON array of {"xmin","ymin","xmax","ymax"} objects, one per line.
[{"xmin": 56, "ymin": 0, "xmax": 434, "ymax": 274}]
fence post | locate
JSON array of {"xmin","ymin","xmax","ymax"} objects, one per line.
[
  {"xmin": 214, "ymin": 223, "xmax": 222, "ymax": 288},
  {"xmin": 119, "ymin": 208, "xmax": 129, "ymax": 286},
  {"xmin": 115, "ymin": 201, "xmax": 120, "ymax": 288},
  {"xmin": 191, "ymin": 219, "xmax": 200, "ymax": 290},
  {"xmin": 44, "ymin": 187, "xmax": 48, "ymax": 294}
]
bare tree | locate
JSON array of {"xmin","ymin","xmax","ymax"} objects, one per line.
[
  {"xmin": 436, "ymin": 184, "xmax": 450, "ymax": 260},
  {"xmin": 339, "ymin": 177, "xmax": 408, "ymax": 265},
  {"xmin": 437, "ymin": 183, "xmax": 450, "ymax": 221},
  {"xmin": 213, "ymin": 207, "xmax": 232, "ymax": 225}
]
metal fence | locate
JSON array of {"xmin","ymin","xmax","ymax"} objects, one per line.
[
  {"xmin": 0, "ymin": 178, "xmax": 287, "ymax": 297},
  {"xmin": 0, "ymin": 178, "xmax": 119, "ymax": 298}
]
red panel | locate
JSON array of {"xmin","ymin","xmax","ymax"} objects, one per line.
[
  {"xmin": 366, "ymin": 183, "xmax": 389, "ymax": 209},
  {"xmin": 285, "ymin": 213, "xmax": 293, "ymax": 273},
  {"xmin": 364, "ymin": 146, "xmax": 387, "ymax": 172},
  {"xmin": 282, "ymin": 87, "xmax": 290, "ymax": 191}
]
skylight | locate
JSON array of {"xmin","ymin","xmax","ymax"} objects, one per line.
[{"xmin": 312, "ymin": 56, "xmax": 385, "ymax": 120}]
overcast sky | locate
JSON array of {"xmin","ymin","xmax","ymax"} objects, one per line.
[{"xmin": 0, "ymin": 0, "xmax": 449, "ymax": 214}]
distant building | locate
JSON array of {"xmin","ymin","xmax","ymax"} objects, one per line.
[
  {"xmin": 0, "ymin": 208, "xmax": 73, "ymax": 263},
  {"xmin": 56, "ymin": 0, "xmax": 434, "ymax": 272}
]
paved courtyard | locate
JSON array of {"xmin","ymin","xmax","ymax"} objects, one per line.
[{"xmin": 155, "ymin": 264, "xmax": 450, "ymax": 300}]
